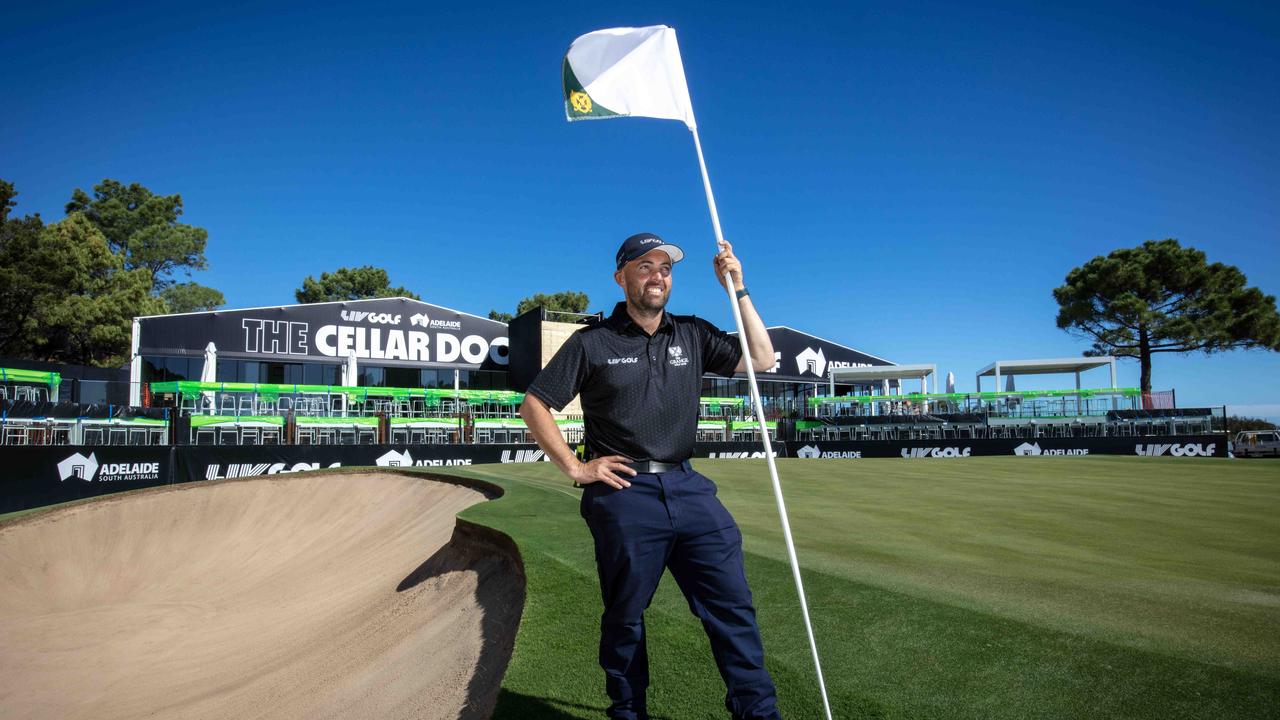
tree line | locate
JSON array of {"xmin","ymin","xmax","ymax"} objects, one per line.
[
  {"xmin": 4, "ymin": 177, "xmax": 1275, "ymax": 392},
  {"xmin": 0, "ymin": 179, "xmax": 224, "ymax": 366}
]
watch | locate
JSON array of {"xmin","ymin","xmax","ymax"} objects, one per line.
[{"xmin": 735, "ymin": 287, "xmax": 750, "ymax": 300}]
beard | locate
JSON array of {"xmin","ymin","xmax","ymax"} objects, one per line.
[{"xmin": 629, "ymin": 283, "xmax": 669, "ymax": 314}]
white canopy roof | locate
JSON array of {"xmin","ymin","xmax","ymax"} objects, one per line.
[
  {"xmin": 975, "ymin": 356, "xmax": 1117, "ymax": 393},
  {"xmin": 829, "ymin": 363, "xmax": 937, "ymax": 394},
  {"xmin": 976, "ymin": 357, "xmax": 1115, "ymax": 376},
  {"xmin": 829, "ymin": 363, "xmax": 936, "ymax": 382}
]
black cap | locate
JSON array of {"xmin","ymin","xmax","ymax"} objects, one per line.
[{"xmin": 615, "ymin": 232, "xmax": 685, "ymax": 270}]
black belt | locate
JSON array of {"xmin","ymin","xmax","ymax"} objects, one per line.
[{"xmin": 624, "ymin": 460, "xmax": 684, "ymax": 474}]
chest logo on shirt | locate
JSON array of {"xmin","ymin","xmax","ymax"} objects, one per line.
[
  {"xmin": 667, "ymin": 345, "xmax": 689, "ymax": 367},
  {"xmin": 607, "ymin": 356, "xmax": 639, "ymax": 365}
]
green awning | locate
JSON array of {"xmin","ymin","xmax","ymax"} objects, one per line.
[
  {"xmin": 390, "ymin": 417, "xmax": 461, "ymax": 428},
  {"xmin": 730, "ymin": 420, "xmax": 777, "ymax": 430},
  {"xmin": 808, "ymin": 387, "xmax": 1141, "ymax": 407},
  {"xmin": 0, "ymin": 368, "xmax": 61, "ymax": 390},
  {"xmin": 474, "ymin": 418, "xmax": 529, "ymax": 428},
  {"xmin": 699, "ymin": 396, "xmax": 745, "ymax": 409},
  {"xmin": 296, "ymin": 416, "xmax": 379, "ymax": 426},
  {"xmin": 149, "ymin": 381, "xmax": 527, "ymax": 405},
  {"xmin": 190, "ymin": 415, "xmax": 285, "ymax": 428}
]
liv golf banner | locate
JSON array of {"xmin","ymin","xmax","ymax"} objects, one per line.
[
  {"xmin": 0, "ymin": 436, "xmax": 1227, "ymax": 515},
  {"xmin": 788, "ymin": 436, "xmax": 1226, "ymax": 459}
]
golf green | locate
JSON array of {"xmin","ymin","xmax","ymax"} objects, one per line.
[{"xmin": 450, "ymin": 456, "xmax": 1280, "ymax": 719}]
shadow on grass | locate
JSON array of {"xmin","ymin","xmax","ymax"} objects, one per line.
[
  {"xmin": 491, "ymin": 689, "xmax": 683, "ymax": 720},
  {"xmin": 397, "ymin": 519, "xmax": 527, "ymax": 720}
]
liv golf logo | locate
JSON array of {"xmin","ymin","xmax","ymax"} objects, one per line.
[
  {"xmin": 900, "ymin": 446, "xmax": 972, "ymax": 459},
  {"xmin": 1134, "ymin": 442, "xmax": 1217, "ymax": 457}
]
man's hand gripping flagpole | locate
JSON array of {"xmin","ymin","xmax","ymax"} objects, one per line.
[{"xmin": 564, "ymin": 25, "xmax": 834, "ymax": 719}]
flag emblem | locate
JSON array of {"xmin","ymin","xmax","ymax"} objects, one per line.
[{"xmin": 561, "ymin": 25, "xmax": 696, "ymax": 129}]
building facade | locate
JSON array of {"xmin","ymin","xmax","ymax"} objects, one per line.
[{"xmin": 131, "ymin": 298, "xmax": 894, "ymax": 414}]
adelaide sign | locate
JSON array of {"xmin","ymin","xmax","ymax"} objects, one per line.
[{"xmin": 137, "ymin": 297, "xmax": 509, "ymax": 370}]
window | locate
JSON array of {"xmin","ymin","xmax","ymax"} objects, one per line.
[
  {"xmin": 359, "ymin": 366, "xmax": 385, "ymax": 387},
  {"xmin": 385, "ymin": 366, "xmax": 420, "ymax": 388},
  {"xmin": 421, "ymin": 369, "xmax": 454, "ymax": 389},
  {"xmin": 458, "ymin": 370, "xmax": 510, "ymax": 391},
  {"xmin": 141, "ymin": 356, "xmax": 196, "ymax": 383},
  {"xmin": 303, "ymin": 363, "xmax": 340, "ymax": 386}
]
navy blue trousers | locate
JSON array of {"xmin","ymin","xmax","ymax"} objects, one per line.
[{"xmin": 580, "ymin": 461, "xmax": 781, "ymax": 720}]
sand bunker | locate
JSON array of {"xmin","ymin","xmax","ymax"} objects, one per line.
[{"xmin": 0, "ymin": 472, "xmax": 523, "ymax": 720}]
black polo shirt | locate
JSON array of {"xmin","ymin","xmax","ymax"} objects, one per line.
[{"xmin": 527, "ymin": 301, "xmax": 742, "ymax": 462}]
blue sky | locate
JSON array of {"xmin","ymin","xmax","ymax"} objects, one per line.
[{"xmin": 4, "ymin": 1, "xmax": 1277, "ymax": 417}]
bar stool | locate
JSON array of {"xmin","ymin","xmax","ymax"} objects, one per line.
[{"xmin": 4, "ymin": 423, "xmax": 30, "ymax": 445}]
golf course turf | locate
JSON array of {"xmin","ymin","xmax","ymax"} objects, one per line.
[
  {"xmin": 1, "ymin": 455, "xmax": 1274, "ymax": 718},
  {"xmin": 451, "ymin": 456, "xmax": 1279, "ymax": 719}
]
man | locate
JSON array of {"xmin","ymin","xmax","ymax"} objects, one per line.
[{"xmin": 520, "ymin": 232, "xmax": 780, "ymax": 720}]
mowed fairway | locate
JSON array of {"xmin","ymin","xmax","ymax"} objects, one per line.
[{"xmin": 452, "ymin": 456, "xmax": 1280, "ymax": 719}]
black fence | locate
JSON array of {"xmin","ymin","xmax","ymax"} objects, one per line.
[{"xmin": 0, "ymin": 436, "xmax": 1229, "ymax": 515}]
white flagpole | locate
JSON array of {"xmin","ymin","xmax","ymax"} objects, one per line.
[{"xmin": 690, "ymin": 126, "xmax": 834, "ymax": 720}]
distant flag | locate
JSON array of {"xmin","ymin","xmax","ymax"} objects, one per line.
[{"xmin": 562, "ymin": 25, "xmax": 697, "ymax": 129}]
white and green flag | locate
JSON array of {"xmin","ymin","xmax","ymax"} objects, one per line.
[{"xmin": 562, "ymin": 25, "xmax": 696, "ymax": 129}]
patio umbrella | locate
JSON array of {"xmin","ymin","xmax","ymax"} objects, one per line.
[
  {"xmin": 200, "ymin": 342, "xmax": 217, "ymax": 412},
  {"xmin": 342, "ymin": 351, "xmax": 358, "ymax": 387},
  {"xmin": 341, "ymin": 351, "xmax": 358, "ymax": 415},
  {"xmin": 946, "ymin": 371, "xmax": 955, "ymax": 394},
  {"xmin": 1005, "ymin": 374, "xmax": 1016, "ymax": 392}
]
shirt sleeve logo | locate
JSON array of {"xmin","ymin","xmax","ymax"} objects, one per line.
[{"xmin": 667, "ymin": 345, "xmax": 689, "ymax": 367}]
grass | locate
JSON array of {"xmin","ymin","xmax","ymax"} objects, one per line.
[
  {"xmin": 4, "ymin": 456, "xmax": 1276, "ymax": 717},
  {"xmin": 445, "ymin": 457, "xmax": 1280, "ymax": 719}
]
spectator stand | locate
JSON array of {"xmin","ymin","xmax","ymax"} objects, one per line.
[
  {"xmin": 826, "ymin": 364, "xmax": 938, "ymax": 416},
  {"xmin": 797, "ymin": 388, "xmax": 1220, "ymax": 440},
  {"xmin": 151, "ymin": 380, "xmax": 535, "ymax": 446},
  {"xmin": 730, "ymin": 419, "xmax": 779, "ymax": 442},
  {"xmin": 191, "ymin": 415, "xmax": 285, "ymax": 445},
  {"xmin": 556, "ymin": 418, "xmax": 584, "ymax": 445},
  {"xmin": 697, "ymin": 396, "xmax": 745, "ymax": 441},
  {"xmin": 975, "ymin": 357, "xmax": 1117, "ymax": 414},
  {"xmin": 390, "ymin": 417, "xmax": 464, "ymax": 445},
  {"xmin": 0, "ymin": 367, "xmax": 61, "ymax": 404},
  {"xmin": 294, "ymin": 416, "xmax": 378, "ymax": 445},
  {"xmin": 1, "ymin": 399, "xmax": 168, "ymax": 446}
]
